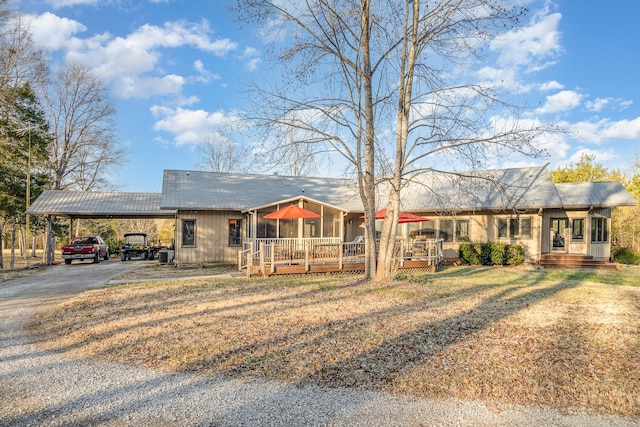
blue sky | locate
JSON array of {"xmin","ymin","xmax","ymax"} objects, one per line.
[{"xmin": 15, "ymin": 0, "xmax": 640, "ymax": 192}]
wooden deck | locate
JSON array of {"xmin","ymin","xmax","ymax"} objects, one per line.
[{"xmin": 238, "ymin": 238, "xmax": 443, "ymax": 277}]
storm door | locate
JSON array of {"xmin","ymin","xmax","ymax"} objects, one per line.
[{"xmin": 551, "ymin": 218, "xmax": 568, "ymax": 250}]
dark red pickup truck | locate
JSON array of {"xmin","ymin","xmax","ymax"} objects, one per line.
[{"xmin": 61, "ymin": 236, "xmax": 110, "ymax": 265}]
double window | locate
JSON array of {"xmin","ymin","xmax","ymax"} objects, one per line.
[
  {"xmin": 591, "ymin": 217, "xmax": 608, "ymax": 243},
  {"xmin": 497, "ymin": 217, "xmax": 532, "ymax": 239},
  {"xmin": 439, "ymin": 219, "xmax": 470, "ymax": 242}
]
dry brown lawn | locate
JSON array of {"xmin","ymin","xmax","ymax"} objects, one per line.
[{"xmin": 28, "ymin": 266, "xmax": 640, "ymax": 417}]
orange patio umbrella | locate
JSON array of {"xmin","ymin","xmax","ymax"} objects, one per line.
[
  {"xmin": 263, "ymin": 204, "xmax": 321, "ymax": 219},
  {"xmin": 360, "ymin": 208, "xmax": 430, "ymax": 223},
  {"xmin": 264, "ymin": 204, "xmax": 321, "ymax": 239}
]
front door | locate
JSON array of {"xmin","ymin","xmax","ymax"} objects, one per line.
[{"xmin": 551, "ymin": 218, "xmax": 568, "ymax": 250}]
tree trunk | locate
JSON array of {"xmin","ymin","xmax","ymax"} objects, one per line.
[
  {"xmin": 374, "ymin": 0, "xmax": 419, "ymax": 282},
  {"xmin": 45, "ymin": 215, "xmax": 55, "ymax": 265},
  {"xmin": 10, "ymin": 216, "xmax": 16, "ymax": 269},
  {"xmin": 360, "ymin": 0, "xmax": 378, "ymax": 280}
]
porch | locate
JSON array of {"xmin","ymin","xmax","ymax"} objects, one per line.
[{"xmin": 238, "ymin": 237, "xmax": 444, "ymax": 277}]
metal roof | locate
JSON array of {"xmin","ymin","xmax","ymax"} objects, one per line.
[
  {"xmin": 161, "ymin": 166, "xmax": 637, "ymax": 213},
  {"xmin": 27, "ymin": 190, "xmax": 175, "ymax": 218},
  {"xmin": 399, "ymin": 166, "xmax": 563, "ymax": 212},
  {"xmin": 555, "ymin": 181, "xmax": 637, "ymax": 209},
  {"xmin": 161, "ymin": 170, "xmax": 363, "ymax": 212}
]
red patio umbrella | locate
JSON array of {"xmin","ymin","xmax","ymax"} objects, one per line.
[
  {"xmin": 263, "ymin": 204, "xmax": 321, "ymax": 219},
  {"xmin": 263, "ymin": 204, "xmax": 321, "ymax": 243},
  {"xmin": 360, "ymin": 208, "xmax": 429, "ymax": 223}
]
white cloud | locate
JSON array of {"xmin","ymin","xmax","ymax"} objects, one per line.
[
  {"xmin": 566, "ymin": 148, "xmax": 618, "ymax": 165},
  {"xmin": 23, "ymin": 12, "xmax": 86, "ymax": 50},
  {"xmin": 44, "ymin": 0, "xmax": 99, "ymax": 8},
  {"xmin": 193, "ymin": 60, "xmax": 221, "ymax": 83},
  {"xmin": 240, "ymin": 46, "xmax": 261, "ymax": 71},
  {"xmin": 28, "ymin": 14, "xmax": 239, "ymax": 99},
  {"xmin": 566, "ymin": 117, "xmax": 640, "ymax": 144},
  {"xmin": 536, "ymin": 90, "xmax": 583, "ymax": 114},
  {"xmin": 476, "ymin": 6, "xmax": 563, "ymax": 93},
  {"xmin": 151, "ymin": 106, "xmax": 242, "ymax": 145},
  {"xmin": 113, "ymin": 74, "xmax": 184, "ymax": 99},
  {"xmin": 585, "ymin": 97, "xmax": 610, "ymax": 112},
  {"xmin": 539, "ymin": 80, "xmax": 564, "ymax": 91},
  {"xmin": 490, "ymin": 10, "xmax": 562, "ymax": 71}
]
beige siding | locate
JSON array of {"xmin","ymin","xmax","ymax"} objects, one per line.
[
  {"xmin": 175, "ymin": 210, "xmax": 245, "ymax": 265},
  {"xmin": 430, "ymin": 212, "xmax": 541, "ymax": 263}
]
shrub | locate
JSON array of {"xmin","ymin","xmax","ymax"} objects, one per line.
[
  {"xmin": 458, "ymin": 242, "xmax": 524, "ymax": 266},
  {"xmin": 507, "ymin": 245, "xmax": 525, "ymax": 266},
  {"xmin": 490, "ymin": 243, "xmax": 508, "ymax": 265},
  {"xmin": 612, "ymin": 247, "xmax": 640, "ymax": 265}
]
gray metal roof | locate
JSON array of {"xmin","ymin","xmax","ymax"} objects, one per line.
[
  {"xmin": 157, "ymin": 167, "xmax": 637, "ymax": 213},
  {"xmin": 161, "ymin": 170, "xmax": 363, "ymax": 211},
  {"xmin": 27, "ymin": 190, "xmax": 175, "ymax": 218},
  {"xmin": 398, "ymin": 166, "xmax": 563, "ymax": 212},
  {"xmin": 555, "ymin": 181, "xmax": 637, "ymax": 209}
]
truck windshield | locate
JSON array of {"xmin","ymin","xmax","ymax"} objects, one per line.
[{"xmin": 72, "ymin": 237, "xmax": 94, "ymax": 245}]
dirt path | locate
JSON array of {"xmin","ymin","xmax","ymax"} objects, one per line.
[{"xmin": 0, "ymin": 263, "xmax": 636, "ymax": 426}]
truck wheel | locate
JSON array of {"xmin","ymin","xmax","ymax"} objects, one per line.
[
  {"xmin": 104, "ymin": 250, "xmax": 109, "ymax": 261},
  {"xmin": 65, "ymin": 259, "xmax": 72, "ymax": 265},
  {"xmin": 94, "ymin": 252, "xmax": 100, "ymax": 263},
  {"xmin": 121, "ymin": 252, "xmax": 126, "ymax": 261}
]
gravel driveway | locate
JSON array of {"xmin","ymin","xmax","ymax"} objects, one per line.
[{"xmin": 0, "ymin": 261, "xmax": 637, "ymax": 426}]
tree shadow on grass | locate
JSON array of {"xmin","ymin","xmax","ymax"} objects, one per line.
[{"xmin": 300, "ymin": 270, "xmax": 583, "ymax": 391}]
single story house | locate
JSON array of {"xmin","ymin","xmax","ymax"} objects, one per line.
[{"xmin": 160, "ymin": 166, "xmax": 636, "ymax": 269}]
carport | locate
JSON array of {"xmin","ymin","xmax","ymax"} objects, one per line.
[{"xmin": 27, "ymin": 190, "xmax": 176, "ymax": 263}]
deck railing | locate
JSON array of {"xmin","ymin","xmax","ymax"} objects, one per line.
[{"xmin": 239, "ymin": 237, "xmax": 444, "ymax": 276}]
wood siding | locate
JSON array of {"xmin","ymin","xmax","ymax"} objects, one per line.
[{"xmin": 175, "ymin": 210, "xmax": 244, "ymax": 265}]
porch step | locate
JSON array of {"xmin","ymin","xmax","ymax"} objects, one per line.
[{"xmin": 540, "ymin": 254, "xmax": 618, "ymax": 270}]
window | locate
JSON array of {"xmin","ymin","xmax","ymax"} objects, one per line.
[
  {"xmin": 440, "ymin": 219, "xmax": 454, "ymax": 242},
  {"xmin": 456, "ymin": 220, "xmax": 470, "ymax": 242},
  {"xmin": 497, "ymin": 218, "xmax": 508, "ymax": 238},
  {"xmin": 438, "ymin": 219, "xmax": 469, "ymax": 242},
  {"xmin": 497, "ymin": 217, "xmax": 532, "ymax": 239},
  {"xmin": 520, "ymin": 218, "xmax": 532, "ymax": 238},
  {"xmin": 228, "ymin": 219, "xmax": 242, "ymax": 246},
  {"xmin": 182, "ymin": 219, "xmax": 196, "ymax": 246},
  {"xmin": 591, "ymin": 217, "xmax": 608, "ymax": 243},
  {"xmin": 572, "ymin": 218, "xmax": 585, "ymax": 242},
  {"xmin": 509, "ymin": 218, "xmax": 519, "ymax": 237}
]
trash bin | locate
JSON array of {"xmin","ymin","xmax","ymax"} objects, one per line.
[{"xmin": 159, "ymin": 249, "xmax": 168, "ymax": 264}]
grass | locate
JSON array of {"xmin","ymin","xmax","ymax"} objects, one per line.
[{"xmin": 28, "ymin": 266, "xmax": 640, "ymax": 417}]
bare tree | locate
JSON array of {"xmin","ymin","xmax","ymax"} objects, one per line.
[
  {"xmin": 236, "ymin": 0, "xmax": 551, "ymax": 280},
  {"xmin": 42, "ymin": 63, "xmax": 124, "ymax": 191},
  {"xmin": 0, "ymin": 5, "xmax": 49, "ymax": 269},
  {"xmin": 197, "ymin": 136, "xmax": 253, "ymax": 173}
]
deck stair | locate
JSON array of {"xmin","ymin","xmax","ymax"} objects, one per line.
[{"xmin": 540, "ymin": 253, "xmax": 618, "ymax": 270}]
